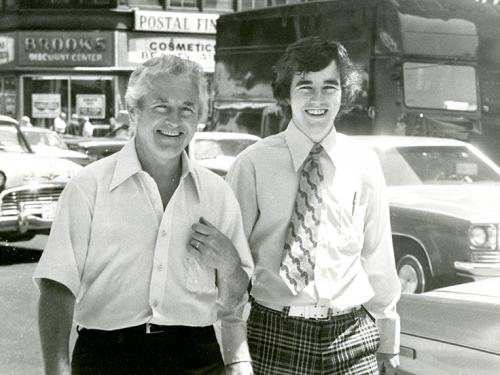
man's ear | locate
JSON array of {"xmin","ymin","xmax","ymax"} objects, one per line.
[{"xmin": 128, "ymin": 106, "xmax": 138, "ymax": 124}]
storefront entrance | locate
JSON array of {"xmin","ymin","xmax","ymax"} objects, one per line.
[{"xmin": 21, "ymin": 75, "xmax": 115, "ymax": 128}]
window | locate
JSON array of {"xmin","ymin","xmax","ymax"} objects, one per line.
[
  {"xmin": 22, "ymin": 0, "xmax": 117, "ymax": 8},
  {"xmin": 403, "ymin": 62, "xmax": 478, "ymax": 112},
  {"xmin": 22, "ymin": 75, "xmax": 114, "ymax": 128},
  {"xmin": 202, "ymin": 0, "xmax": 232, "ymax": 11},
  {"xmin": 168, "ymin": 0, "xmax": 197, "ymax": 8}
]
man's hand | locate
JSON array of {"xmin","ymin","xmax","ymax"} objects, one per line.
[
  {"xmin": 189, "ymin": 217, "xmax": 241, "ymax": 275},
  {"xmin": 376, "ymin": 353, "xmax": 399, "ymax": 375},
  {"xmin": 225, "ymin": 361, "xmax": 253, "ymax": 375}
]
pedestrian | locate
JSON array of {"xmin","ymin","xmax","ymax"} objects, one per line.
[
  {"xmin": 54, "ymin": 112, "xmax": 67, "ymax": 134},
  {"xmin": 20, "ymin": 115, "xmax": 33, "ymax": 127},
  {"xmin": 67, "ymin": 114, "xmax": 82, "ymax": 136},
  {"xmin": 82, "ymin": 116, "xmax": 94, "ymax": 137},
  {"xmin": 34, "ymin": 55, "xmax": 254, "ymax": 375},
  {"xmin": 227, "ymin": 36, "xmax": 401, "ymax": 375}
]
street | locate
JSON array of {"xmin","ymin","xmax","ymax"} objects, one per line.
[
  {"xmin": 0, "ymin": 244, "xmax": 42, "ymax": 375},
  {"xmin": 0, "ymin": 235, "xmax": 78, "ymax": 375}
]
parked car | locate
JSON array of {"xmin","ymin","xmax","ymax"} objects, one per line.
[
  {"xmin": 0, "ymin": 115, "xmax": 90, "ymax": 166},
  {"xmin": 355, "ymin": 136, "xmax": 500, "ymax": 293},
  {"xmin": 0, "ymin": 124, "xmax": 82, "ymax": 241},
  {"xmin": 62, "ymin": 110, "xmax": 131, "ymax": 161},
  {"xmin": 18, "ymin": 126, "xmax": 91, "ymax": 166},
  {"xmin": 188, "ymin": 131, "xmax": 261, "ymax": 176},
  {"xmin": 63, "ymin": 136, "xmax": 128, "ymax": 162},
  {"xmin": 397, "ymin": 277, "xmax": 500, "ymax": 374}
]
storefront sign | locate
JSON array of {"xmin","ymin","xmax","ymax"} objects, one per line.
[
  {"xmin": 127, "ymin": 36, "xmax": 216, "ymax": 73},
  {"xmin": 134, "ymin": 11, "xmax": 218, "ymax": 34},
  {"xmin": 32, "ymin": 94, "xmax": 61, "ymax": 118},
  {"xmin": 0, "ymin": 36, "xmax": 14, "ymax": 65},
  {"xmin": 18, "ymin": 31, "xmax": 113, "ymax": 67},
  {"xmin": 76, "ymin": 94, "xmax": 106, "ymax": 119}
]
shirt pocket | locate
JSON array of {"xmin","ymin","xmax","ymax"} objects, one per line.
[
  {"xmin": 339, "ymin": 203, "xmax": 367, "ymax": 255},
  {"xmin": 185, "ymin": 255, "xmax": 216, "ymax": 294}
]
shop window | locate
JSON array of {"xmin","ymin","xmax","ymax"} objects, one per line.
[
  {"xmin": 22, "ymin": 76, "xmax": 114, "ymax": 129},
  {"xmin": 0, "ymin": 76, "xmax": 17, "ymax": 118}
]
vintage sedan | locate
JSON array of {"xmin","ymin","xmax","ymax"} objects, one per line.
[
  {"xmin": 189, "ymin": 131, "xmax": 261, "ymax": 177},
  {"xmin": 0, "ymin": 115, "xmax": 90, "ymax": 166},
  {"xmin": 356, "ymin": 136, "xmax": 500, "ymax": 293},
  {"xmin": 0, "ymin": 124, "xmax": 82, "ymax": 242},
  {"xmin": 18, "ymin": 126, "xmax": 91, "ymax": 166},
  {"xmin": 397, "ymin": 277, "xmax": 500, "ymax": 374},
  {"xmin": 63, "ymin": 131, "xmax": 129, "ymax": 162}
]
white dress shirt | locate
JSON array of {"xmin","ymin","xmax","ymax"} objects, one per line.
[
  {"xmin": 34, "ymin": 139, "xmax": 254, "ymax": 364},
  {"xmin": 226, "ymin": 122, "xmax": 401, "ymax": 354}
]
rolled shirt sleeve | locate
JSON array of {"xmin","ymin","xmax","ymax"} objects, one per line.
[
  {"xmin": 225, "ymin": 158, "xmax": 259, "ymax": 241},
  {"xmin": 33, "ymin": 176, "xmax": 93, "ymax": 298},
  {"xmin": 218, "ymin": 183, "xmax": 254, "ymax": 364},
  {"xmin": 361, "ymin": 153, "xmax": 401, "ymax": 354}
]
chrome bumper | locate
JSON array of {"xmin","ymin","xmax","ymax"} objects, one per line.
[
  {"xmin": 454, "ymin": 261, "xmax": 500, "ymax": 280},
  {"xmin": 0, "ymin": 183, "xmax": 64, "ymax": 236},
  {"xmin": 0, "ymin": 214, "xmax": 53, "ymax": 234}
]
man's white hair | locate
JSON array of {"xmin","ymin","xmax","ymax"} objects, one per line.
[{"xmin": 125, "ymin": 55, "xmax": 208, "ymax": 121}]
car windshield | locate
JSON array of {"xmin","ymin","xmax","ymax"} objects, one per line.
[
  {"xmin": 23, "ymin": 129, "xmax": 68, "ymax": 149},
  {"xmin": 403, "ymin": 62, "xmax": 478, "ymax": 111},
  {"xmin": 194, "ymin": 139, "xmax": 257, "ymax": 160},
  {"xmin": 0, "ymin": 126, "xmax": 28, "ymax": 152},
  {"xmin": 376, "ymin": 146, "xmax": 500, "ymax": 186}
]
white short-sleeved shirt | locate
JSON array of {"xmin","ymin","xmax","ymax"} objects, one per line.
[{"xmin": 34, "ymin": 139, "xmax": 253, "ymax": 364}]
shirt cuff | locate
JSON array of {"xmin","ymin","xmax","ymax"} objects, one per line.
[
  {"xmin": 220, "ymin": 317, "xmax": 251, "ymax": 364},
  {"xmin": 377, "ymin": 317, "xmax": 400, "ymax": 354}
]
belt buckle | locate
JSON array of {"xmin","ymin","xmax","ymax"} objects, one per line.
[
  {"xmin": 146, "ymin": 323, "xmax": 165, "ymax": 334},
  {"xmin": 310, "ymin": 305, "xmax": 330, "ymax": 320}
]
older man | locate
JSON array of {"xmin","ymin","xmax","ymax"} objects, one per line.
[{"xmin": 35, "ymin": 55, "xmax": 253, "ymax": 375}]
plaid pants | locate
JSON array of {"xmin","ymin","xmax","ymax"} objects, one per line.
[{"xmin": 248, "ymin": 302, "xmax": 380, "ymax": 375}]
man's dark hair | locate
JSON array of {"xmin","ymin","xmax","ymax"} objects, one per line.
[{"xmin": 272, "ymin": 37, "xmax": 362, "ymax": 117}]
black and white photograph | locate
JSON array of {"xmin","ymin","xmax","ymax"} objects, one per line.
[{"xmin": 1, "ymin": 1, "xmax": 500, "ymax": 374}]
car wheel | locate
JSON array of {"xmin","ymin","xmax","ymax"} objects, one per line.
[{"xmin": 397, "ymin": 254, "xmax": 428, "ymax": 294}]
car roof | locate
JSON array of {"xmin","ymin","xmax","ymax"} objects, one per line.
[
  {"xmin": 352, "ymin": 135, "xmax": 467, "ymax": 148},
  {"xmin": 0, "ymin": 115, "xmax": 18, "ymax": 125},
  {"xmin": 20, "ymin": 126, "xmax": 52, "ymax": 133},
  {"xmin": 193, "ymin": 131, "xmax": 261, "ymax": 141}
]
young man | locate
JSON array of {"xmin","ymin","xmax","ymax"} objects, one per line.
[
  {"xmin": 227, "ymin": 37, "xmax": 401, "ymax": 374},
  {"xmin": 35, "ymin": 55, "xmax": 253, "ymax": 375}
]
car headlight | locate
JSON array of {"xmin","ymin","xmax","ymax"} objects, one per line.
[{"xmin": 468, "ymin": 224, "xmax": 498, "ymax": 250}]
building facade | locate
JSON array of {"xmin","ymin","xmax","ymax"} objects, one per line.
[{"xmin": 0, "ymin": 0, "xmax": 286, "ymax": 127}]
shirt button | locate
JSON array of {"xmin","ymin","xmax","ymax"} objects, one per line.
[
  {"xmin": 161, "ymin": 229, "xmax": 167, "ymax": 237},
  {"xmin": 152, "ymin": 300, "xmax": 159, "ymax": 308}
]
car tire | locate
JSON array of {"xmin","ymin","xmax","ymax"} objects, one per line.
[{"xmin": 397, "ymin": 254, "xmax": 430, "ymax": 294}]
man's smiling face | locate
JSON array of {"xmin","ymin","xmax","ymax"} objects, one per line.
[
  {"xmin": 289, "ymin": 59, "xmax": 341, "ymax": 142},
  {"xmin": 132, "ymin": 73, "xmax": 200, "ymax": 164}
]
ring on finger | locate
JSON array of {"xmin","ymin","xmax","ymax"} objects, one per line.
[{"xmin": 194, "ymin": 240, "xmax": 201, "ymax": 250}]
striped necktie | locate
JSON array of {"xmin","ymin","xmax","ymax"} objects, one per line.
[{"xmin": 280, "ymin": 144, "xmax": 324, "ymax": 295}]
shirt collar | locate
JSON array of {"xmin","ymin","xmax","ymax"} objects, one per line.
[
  {"xmin": 109, "ymin": 138, "xmax": 201, "ymax": 202},
  {"xmin": 284, "ymin": 120, "xmax": 341, "ymax": 171}
]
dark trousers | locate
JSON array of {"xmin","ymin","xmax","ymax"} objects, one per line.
[{"xmin": 72, "ymin": 325, "xmax": 225, "ymax": 375}]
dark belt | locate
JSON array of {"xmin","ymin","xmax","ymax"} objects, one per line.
[{"xmin": 77, "ymin": 323, "xmax": 213, "ymax": 337}]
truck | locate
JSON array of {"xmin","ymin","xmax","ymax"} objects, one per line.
[{"xmin": 212, "ymin": 0, "xmax": 500, "ymax": 160}]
